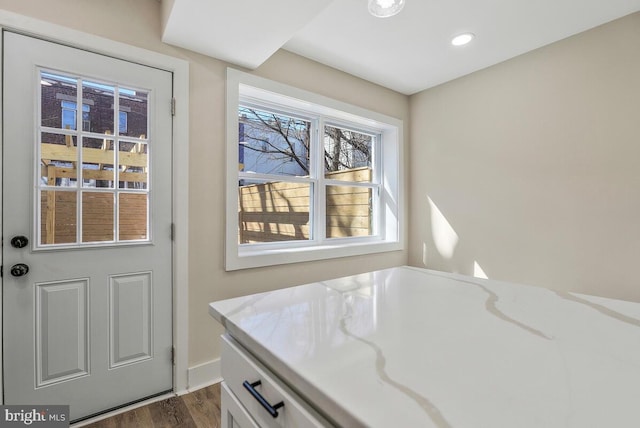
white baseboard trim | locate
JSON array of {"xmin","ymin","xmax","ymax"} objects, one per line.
[{"xmin": 187, "ymin": 358, "xmax": 222, "ymax": 393}]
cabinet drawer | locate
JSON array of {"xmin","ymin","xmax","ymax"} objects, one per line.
[
  {"xmin": 222, "ymin": 381, "xmax": 260, "ymax": 428},
  {"xmin": 221, "ymin": 334, "xmax": 332, "ymax": 428}
]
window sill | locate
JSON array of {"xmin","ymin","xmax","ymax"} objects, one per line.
[{"xmin": 226, "ymin": 239, "xmax": 403, "ymax": 271}]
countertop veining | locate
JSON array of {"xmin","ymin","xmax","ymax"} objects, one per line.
[{"xmin": 209, "ymin": 266, "xmax": 640, "ymax": 427}]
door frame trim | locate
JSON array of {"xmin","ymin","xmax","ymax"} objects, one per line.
[{"xmin": 0, "ymin": 10, "xmax": 190, "ymax": 398}]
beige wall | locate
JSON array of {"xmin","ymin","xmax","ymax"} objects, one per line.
[
  {"xmin": 409, "ymin": 12, "xmax": 640, "ymax": 302},
  {"xmin": 0, "ymin": 0, "xmax": 409, "ymax": 369}
]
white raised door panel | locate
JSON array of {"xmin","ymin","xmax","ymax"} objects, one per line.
[
  {"xmin": 36, "ymin": 279, "xmax": 89, "ymax": 387},
  {"xmin": 109, "ymin": 272, "xmax": 152, "ymax": 368}
]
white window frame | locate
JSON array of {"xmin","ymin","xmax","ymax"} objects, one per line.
[{"xmin": 226, "ymin": 68, "xmax": 403, "ymax": 270}]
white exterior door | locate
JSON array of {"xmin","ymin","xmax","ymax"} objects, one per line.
[{"xmin": 2, "ymin": 32, "xmax": 173, "ymax": 422}]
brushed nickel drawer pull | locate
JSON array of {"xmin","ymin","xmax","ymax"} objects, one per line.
[{"xmin": 243, "ymin": 380, "xmax": 284, "ymax": 418}]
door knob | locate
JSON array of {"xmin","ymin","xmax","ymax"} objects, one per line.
[
  {"xmin": 10, "ymin": 263, "xmax": 29, "ymax": 277},
  {"xmin": 10, "ymin": 235, "xmax": 29, "ymax": 248}
]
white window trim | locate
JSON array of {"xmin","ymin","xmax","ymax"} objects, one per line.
[{"xmin": 226, "ymin": 68, "xmax": 403, "ymax": 271}]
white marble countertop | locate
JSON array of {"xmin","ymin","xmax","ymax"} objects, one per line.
[{"xmin": 209, "ymin": 266, "xmax": 640, "ymax": 428}]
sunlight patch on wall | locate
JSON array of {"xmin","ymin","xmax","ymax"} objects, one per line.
[
  {"xmin": 427, "ymin": 196, "xmax": 458, "ymax": 259},
  {"xmin": 422, "ymin": 242, "xmax": 428, "ymax": 266},
  {"xmin": 473, "ymin": 261, "xmax": 488, "ymax": 279}
]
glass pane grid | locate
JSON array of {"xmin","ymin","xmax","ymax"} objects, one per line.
[{"xmin": 37, "ymin": 69, "xmax": 151, "ymax": 248}]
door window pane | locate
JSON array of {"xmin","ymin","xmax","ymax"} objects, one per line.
[
  {"xmin": 238, "ymin": 179, "xmax": 311, "ymax": 244},
  {"xmin": 326, "ymin": 185, "xmax": 373, "ymax": 238},
  {"xmin": 119, "ymin": 88, "xmax": 147, "ymax": 137},
  {"xmin": 118, "ymin": 141, "xmax": 148, "ymax": 189},
  {"xmin": 119, "ymin": 193, "xmax": 148, "ymax": 241},
  {"xmin": 41, "ymin": 132, "xmax": 78, "ymax": 187},
  {"xmin": 82, "ymin": 136, "xmax": 115, "ymax": 188},
  {"xmin": 81, "ymin": 80, "xmax": 114, "ymax": 134},
  {"xmin": 238, "ymin": 106, "xmax": 310, "ymax": 177},
  {"xmin": 82, "ymin": 192, "xmax": 114, "ymax": 242},
  {"xmin": 40, "ymin": 190, "xmax": 77, "ymax": 244},
  {"xmin": 41, "ymin": 72, "xmax": 77, "ymax": 130}
]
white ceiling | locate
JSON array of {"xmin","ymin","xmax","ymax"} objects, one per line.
[{"xmin": 162, "ymin": 0, "xmax": 640, "ymax": 95}]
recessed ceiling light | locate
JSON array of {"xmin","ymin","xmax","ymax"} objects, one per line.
[
  {"xmin": 451, "ymin": 33, "xmax": 475, "ymax": 46},
  {"xmin": 368, "ymin": 0, "xmax": 405, "ymax": 18}
]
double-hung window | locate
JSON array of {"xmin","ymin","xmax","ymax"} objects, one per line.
[
  {"xmin": 226, "ymin": 69, "xmax": 403, "ymax": 270},
  {"xmin": 61, "ymin": 100, "xmax": 90, "ymax": 131}
]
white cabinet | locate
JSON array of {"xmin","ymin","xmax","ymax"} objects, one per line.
[{"xmin": 220, "ymin": 334, "xmax": 333, "ymax": 428}]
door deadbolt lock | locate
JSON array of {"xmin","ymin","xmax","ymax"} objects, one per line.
[
  {"xmin": 10, "ymin": 235, "xmax": 29, "ymax": 249},
  {"xmin": 10, "ymin": 263, "xmax": 29, "ymax": 277}
]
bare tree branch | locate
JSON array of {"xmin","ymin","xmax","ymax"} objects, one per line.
[{"xmin": 239, "ymin": 107, "xmax": 372, "ymax": 176}]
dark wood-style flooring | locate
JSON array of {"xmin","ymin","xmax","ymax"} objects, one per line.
[{"xmin": 83, "ymin": 383, "xmax": 221, "ymax": 428}]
